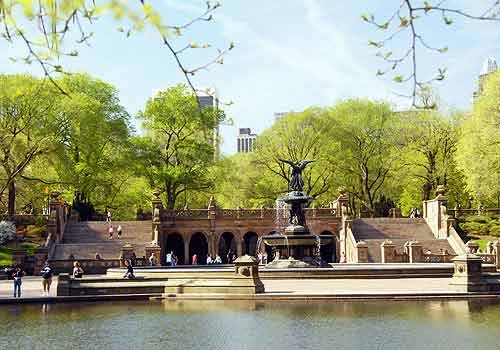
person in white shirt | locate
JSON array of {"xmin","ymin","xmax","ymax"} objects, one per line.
[
  {"xmin": 165, "ymin": 251, "xmax": 173, "ymax": 266},
  {"xmin": 214, "ymin": 255, "xmax": 222, "ymax": 264},
  {"xmin": 206, "ymin": 255, "xmax": 213, "ymax": 264}
]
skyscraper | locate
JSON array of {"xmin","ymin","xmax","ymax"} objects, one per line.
[
  {"xmin": 237, "ymin": 128, "xmax": 257, "ymax": 153},
  {"xmin": 196, "ymin": 90, "xmax": 221, "ymax": 159},
  {"xmin": 474, "ymin": 57, "xmax": 498, "ymax": 99}
]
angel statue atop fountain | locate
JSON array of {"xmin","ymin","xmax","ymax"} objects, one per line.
[{"xmin": 278, "ymin": 159, "xmax": 316, "ymax": 192}]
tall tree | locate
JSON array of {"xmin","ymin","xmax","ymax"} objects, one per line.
[
  {"xmin": 325, "ymin": 100, "xmax": 402, "ymax": 216},
  {"xmin": 52, "ymin": 73, "xmax": 132, "ymax": 218},
  {"xmin": 457, "ymin": 71, "xmax": 500, "ymax": 205},
  {"xmin": 135, "ymin": 84, "xmax": 226, "ymax": 209},
  {"xmin": 253, "ymin": 108, "xmax": 338, "ymax": 202},
  {"xmin": 0, "ymin": 75, "xmax": 59, "ymax": 216}
]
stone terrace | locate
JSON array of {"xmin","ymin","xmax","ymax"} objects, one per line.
[
  {"xmin": 352, "ymin": 218, "xmax": 455, "ymax": 262},
  {"xmin": 53, "ymin": 221, "xmax": 152, "ymax": 260}
]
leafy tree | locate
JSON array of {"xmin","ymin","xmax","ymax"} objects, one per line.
[
  {"xmin": 457, "ymin": 71, "xmax": 500, "ymax": 205},
  {"xmin": 253, "ymin": 108, "xmax": 338, "ymax": 202},
  {"xmin": 0, "ymin": 74, "xmax": 60, "ymax": 216},
  {"xmin": 51, "ymin": 73, "xmax": 132, "ymax": 219},
  {"xmin": 135, "ymin": 84, "xmax": 226, "ymax": 209},
  {"xmin": 325, "ymin": 100, "xmax": 403, "ymax": 216}
]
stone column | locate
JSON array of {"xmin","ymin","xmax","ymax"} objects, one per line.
[
  {"xmin": 356, "ymin": 241, "xmax": 368, "ymax": 263},
  {"xmin": 184, "ymin": 239, "xmax": 190, "ymax": 265},
  {"xmin": 151, "ymin": 190, "xmax": 163, "ymax": 243},
  {"xmin": 145, "ymin": 245, "xmax": 162, "ymax": 266},
  {"xmin": 380, "ymin": 240, "xmax": 396, "ymax": 263},
  {"xmin": 493, "ymin": 241, "xmax": 500, "ymax": 270},
  {"xmin": 336, "ymin": 187, "xmax": 349, "ymax": 218},
  {"xmin": 236, "ymin": 238, "xmax": 243, "ymax": 258},
  {"xmin": 120, "ymin": 244, "xmax": 135, "ymax": 267},
  {"xmin": 408, "ymin": 241, "xmax": 423, "ymax": 263},
  {"xmin": 34, "ymin": 247, "xmax": 49, "ymax": 274},
  {"xmin": 450, "ymin": 254, "xmax": 486, "ymax": 292}
]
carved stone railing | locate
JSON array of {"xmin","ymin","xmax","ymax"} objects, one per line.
[
  {"xmin": 159, "ymin": 207, "xmax": 337, "ymax": 221},
  {"xmin": 423, "ymin": 253, "xmax": 457, "ymax": 263},
  {"xmin": 449, "ymin": 208, "xmax": 500, "ymax": 217}
]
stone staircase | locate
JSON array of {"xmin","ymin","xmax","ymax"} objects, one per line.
[
  {"xmin": 52, "ymin": 221, "xmax": 152, "ymax": 260},
  {"xmin": 351, "ymin": 218, "xmax": 456, "ymax": 263}
]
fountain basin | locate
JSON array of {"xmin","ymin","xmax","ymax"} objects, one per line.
[{"xmin": 262, "ymin": 234, "xmax": 333, "ymax": 247}]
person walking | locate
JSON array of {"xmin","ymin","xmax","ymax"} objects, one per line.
[
  {"xmin": 117, "ymin": 225, "xmax": 122, "ymax": 239},
  {"xmin": 172, "ymin": 253, "xmax": 178, "ymax": 267},
  {"xmin": 40, "ymin": 261, "xmax": 53, "ymax": 296},
  {"xmin": 191, "ymin": 254, "xmax": 198, "ymax": 265},
  {"xmin": 106, "ymin": 210, "xmax": 112, "ymax": 222},
  {"xmin": 214, "ymin": 254, "xmax": 222, "ymax": 264},
  {"xmin": 12, "ymin": 266, "xmax": 25, "ymax": 298},
  {"xmin": 206, "ymin": 255, "xmax": 213, "ymax": 264},
  {"xmin": 123, "ymin": 259, "xmax": 135, "ymax": 279},
  {"xmin": 108, "ymin": 225, "xmax": 114, "ymax": 240},
  {"xmin": 73, "ymin": 261, "xmax": 84, "ymax": 278}
]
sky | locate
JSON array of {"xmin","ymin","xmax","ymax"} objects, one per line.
[{"xmin": 1, "ymin": 0, "xmax": 499, "ymax": 155}]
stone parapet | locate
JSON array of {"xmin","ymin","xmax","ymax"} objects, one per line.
[{"xmin": 450, "ymin": 254, "xmax": 486, "ymax": 292}]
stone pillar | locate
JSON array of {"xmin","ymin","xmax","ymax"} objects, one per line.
[
  {"xmin": 57, "ymin": 273, "xmax": 71, "ymax": 296},
  {"xmin": 450, "ymin": 254, "xmax": 486, "ymax": 292},
  {"xmin": 236, "ymin": 238, "xmax": 243, "ymax": 258},
  {"xmin": 466, "ymin": 241, "xmax": 479, "ymax": 254},
  {"xmin": 336, "ymin": 187, "xmax": 349, "ymax": 218},
  {"xmin": 145, "ymin": 245, "xmax": 162, "ymax": 266},
  {"xmin": 380, "ymin": 240, "xmax": 396, "ymax": 263},
  {"xmin": 120, "ymin": 244, "xmax": 135, "ymax": 267},
  {"xmin": 34, "ymin": 247, "xmax": 49, "ymax": 274},
  {"xmin": 356, "ymin": 241, "xmax": 368, "ymax": 263},
  {"xmin": 12, "ymin": 250, "xmax": 27, "ymax": 268},
  {"xmin": 389, "ymin": 208, "xmax": 401, "ymax": 218},
  {"xmin": 233, "ymin": 255, "xmax": 264, "ymax": 293},
  {"xmin": 408, "ymin": 241, "xmax": 423, "ymax": 263},
  {"xmin": 208, "ymin": 196, "xmax": 217, "ymax": 220},
  {"xmin": 493, "ymin": 241, "xmax": 500, "ymax": 270},
  {"xmin": 151, "ymin": 190, "xmax": 163, "ymax": 242},
  {"xmin": 184, "ymin": 239, "xmax": 190, "ymax": 265}
]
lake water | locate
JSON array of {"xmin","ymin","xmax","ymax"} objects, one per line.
[{"xmin": 0, "ymin": 299, "xmax": 499, "ymax": 350}]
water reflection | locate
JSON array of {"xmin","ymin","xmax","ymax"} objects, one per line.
[{"xmin": 1, "ymin": 299, "xmax": 500, "ymax": 350}]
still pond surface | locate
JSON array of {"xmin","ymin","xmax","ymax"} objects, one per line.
[{"xmin": 0, "ymin": 299, "xmax": 499, "ymax": 350}]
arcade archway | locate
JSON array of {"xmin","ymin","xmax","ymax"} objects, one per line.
[
  {"xmin": 243, "ymin": 232, "xmax": 258, "ymax": 256},
  {"xmin": 164, "ymin": 233, "xmax": 184, "ymax": 265},
  {"xmin": 189, "ymin": 232, "xmax": 208, "ymax": 265},
  {"xmin": 218, "ymin": 232, "xmax": 237, "ymax": 263},
  {"xmin": 320, "ymin": 231, "xmax": 336, "ymax": 263}
]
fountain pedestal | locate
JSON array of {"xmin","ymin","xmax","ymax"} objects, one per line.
[{"xmin": 262, "ymin": 191, "xmax": 333, "ymax": 268}]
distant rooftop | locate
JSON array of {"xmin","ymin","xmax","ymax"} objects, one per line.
[{"xmin": 480, "ymin": 57, "xmax": 498, "ymax": 76}]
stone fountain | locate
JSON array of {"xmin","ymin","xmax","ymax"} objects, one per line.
[{"xmin": 262, "ymin": 159, "xmax": 333, "ymax": 268}]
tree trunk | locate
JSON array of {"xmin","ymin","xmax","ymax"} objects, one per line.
[{"xmin": 8, "ymin": 180, "xmax": 15, "ymax": 218}]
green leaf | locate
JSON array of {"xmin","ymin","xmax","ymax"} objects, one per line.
[
  {"xmin": 424, "ymin": 1, "xmax": 432, "ymax": 13},
  {"xmin": 438, "ymin": 47, "xmax": 448, "ymax": 53},
  {"xmin": 400, "ymin": 16, "xmax": 409, "ymax": 27},
  {"xmin": 393, "ymin": 75, "xmax": 404, "ymax": 83},
  {"xmin": 443, "ymin": 16, "xmax": 453, "ymax": 25}
]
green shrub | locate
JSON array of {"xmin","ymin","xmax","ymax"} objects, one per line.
[
  {"xmin": 490, "ymin": 225, "xmax": 500, "ymax": 237},
  {"xmin": 462, "ymin": 222, "xmax": 489, "ymax": 235},
  {"xmin": 468, "ymin": 215, "xmax": 492, "ymax": 224}
]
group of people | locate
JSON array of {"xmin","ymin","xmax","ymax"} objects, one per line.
[
  {"xmin": 205, "ymin": 254, "xmax": 223, "ymax": 264},
  {"xmin": 106, "ymin": 210, "xmax": 123, "ymax": 240},
  {"xmin": 257, "ymin": 252, "xmax": 268, "ymax": 265}
]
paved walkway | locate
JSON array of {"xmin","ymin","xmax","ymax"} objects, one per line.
[{"xmin": 0, "ymin": 276, "xmax": 458, "ymax": 301}]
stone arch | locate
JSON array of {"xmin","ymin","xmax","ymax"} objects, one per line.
[
  {"xmin": 319, "ymin": 230, "xmax": 336, "ymax": 263},
  {"xmin": 164, "ymin": 233, "xmax": 185, "ymax": 265},
  {"xmin": 243, "ymin": 232, "xmax": 259, "ymax": 256},
  {"xmin": 189, "ymin": 232, "xmax": 208, "ymax": 265},
  {"xmin": 218, "ymin": 231, "xmax": 237, "ymax": 263}
]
